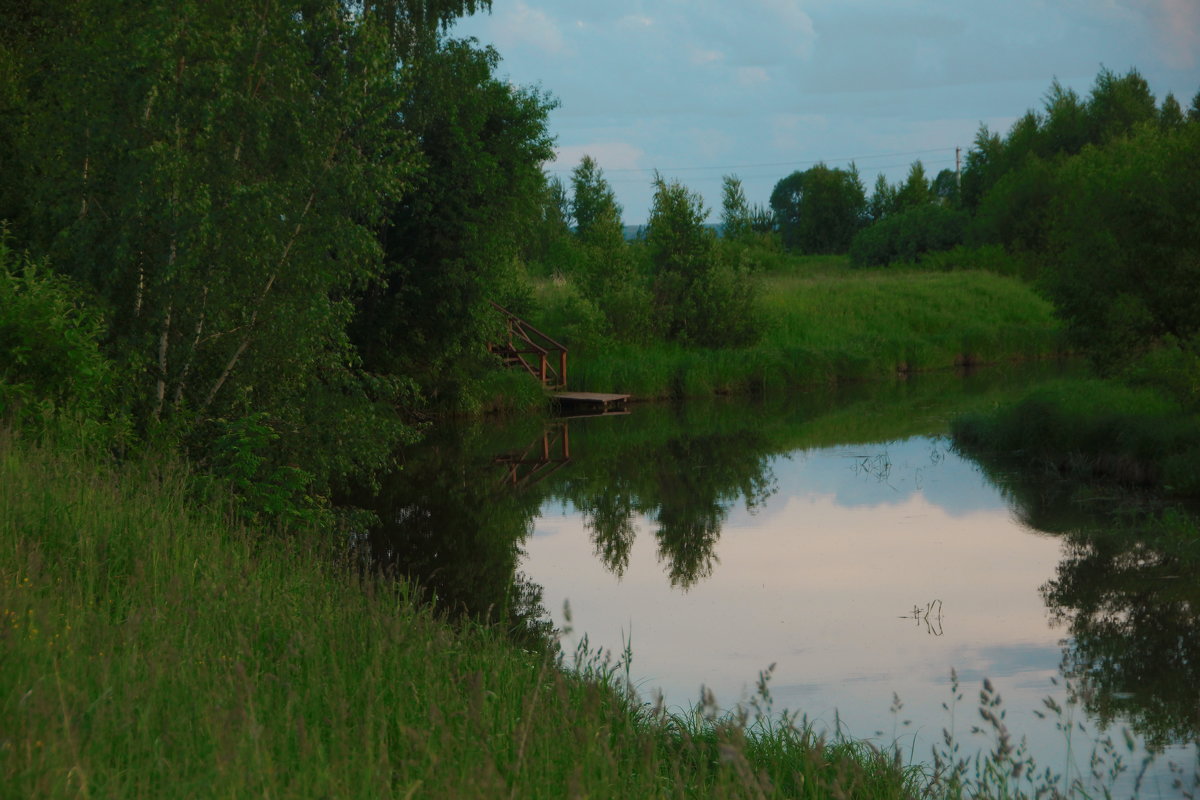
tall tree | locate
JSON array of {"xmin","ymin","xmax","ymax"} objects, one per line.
[
  {"xmin": 6, "ymin": 3, "xmax": 407, "ymax": 423},
  {"xmin": 720, "ymin": 174, "xmax": 752, "ymax": 241},
  {"xmin": 1046, "ymin": 122, "xmax": 1200, "ymax": 368},
  {"xmin": 0, "ymin": 0, "xmax": 508, "ymax": 491},
  {"xmin": 353, "ymin": 37, "xmax": 556, "ymax": 401},
  {"xmin": 1087, "ymin": 67, "xmax": 1157, "ymax": 143},
  {"xmin": 769, "ymin": 163, "xmax": 866, "ymax": 253},
  {"xmin": 931, "ymin": 168, "xmax": 960, "ymax": 207},
  {"xmin": 569, "ymin": 155, "xmax": 622, "ymax": 242},
  {"xmin": 867, "ymin": 173, "xmax": 897, "ymax": 222},
  {"xmin": 895, "ymin": 160, "xmax": 933, "ymax": 211},
  {"xmin": 1040, "ymin": 79, "xmax": 1090, "ymax": 157},
  {"xmin": 1159, "ymin": 92, "xmax": 1186, "ymax": 130},
  {"xmin": 648, "ymin": 174, "xmax": 756, "ymax": 346}
]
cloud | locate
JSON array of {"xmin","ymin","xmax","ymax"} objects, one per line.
[
  {"xmin": 690, "ymin": 47, "xmax": 725, "ymax": 66},
  {"xmin": 1151, "ymin": 0, "xmax": 1200, "ymax": 68},
  {"xmin": 758, "ymin": 0, "xmax": 817, "ymax": 55},
  {"xmin": 489, "ymin": 2, "xmax": 568, "ymax": 56},
  {"xmin": 737, "ymin": 66, "xmax": 771, "ymax": 87},
  {"xmin": 552, "ymin": 142, "xmax": 645, "ymax": 172},
  {"xmin": 617, "ymin": 14, "xmax": 654, "ymax": 30}
]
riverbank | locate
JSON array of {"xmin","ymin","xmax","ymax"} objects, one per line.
[
  {"xmin": 952, "ymin": 377, "xmax": 1200, "ymax": 498},
  {"xmin": 534, "ymin": 259, "xmax": 1065, "ymax": 400},
  {"xmin": 1, "ymin": 426, "xmax": 918, "ymax": 799}
]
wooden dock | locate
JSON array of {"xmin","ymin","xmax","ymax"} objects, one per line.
[{"xmin": 552, "ymin": 391, "xmax": 631, "ymax": 416}]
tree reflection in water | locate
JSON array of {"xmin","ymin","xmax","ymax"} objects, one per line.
[
  {"xmin": 1043, "ymin": 513, "xmax": 1200, "ymax": 750},
  {"xmin": 342, "ymin": 420, "xmax": 555, "ymax": 650},
  {"xmin": 547, "ymin": 406, "xmax": 777, "ymax": 590},
  {"xmin": 955, "ymin": 442, "xmax": 1200, "ymax": 750}
]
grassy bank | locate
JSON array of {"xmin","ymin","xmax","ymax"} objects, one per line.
[
  {"xmin": 952, "ymin": 378, "xmax": 1200, "ymax": 497},
  {"xmin": 1, "ymin": 428, "xmax": 919, "ymax": 799},
  {"xmin": 539, "ymin": 260, "xmax": 1064, "ymax": 399}
]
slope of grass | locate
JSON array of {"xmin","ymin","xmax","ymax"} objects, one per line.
[{"xmin": 1, "ymin": 428, "xmax": 919, "ymax": 799}]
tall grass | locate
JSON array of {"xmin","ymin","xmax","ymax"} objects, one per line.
[
  {"xmin": 952, "ymin": 378, "xmax": 1200, "ymax": 496},
  {"xmin": 1, "ymin": 428, "xmax": 918, "ymax": 798},
  {"xmin": 553, "ymin": 264, "xmax": 1064, "ymax": 399}
]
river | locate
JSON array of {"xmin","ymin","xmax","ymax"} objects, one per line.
[{"xmin": 351, "ymin": 364, "xmax": 1200, "ymax": 798}]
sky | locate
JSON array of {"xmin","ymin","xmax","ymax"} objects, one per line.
[{"xmin": 451, "ymin": 0, "xmax": 1200, "ymax": 224}]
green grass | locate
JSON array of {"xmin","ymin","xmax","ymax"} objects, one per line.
[
  {"xmin": 952, "ymin": 378, "xmax": 1200, "ymax": 496},
  {"xmin": 1, "ymin": 427, "xmax": 920, "ymax": 799},
  {"xmin": 537, "ymin": 258, "xmax": 1065, "ymax": 399}
]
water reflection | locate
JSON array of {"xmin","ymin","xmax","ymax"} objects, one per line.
[
  {"xmin": 344, "ymin": 421, "xmax": 554, "ymax": 648},
  {"xmin": 558, "ymin": 424, "xmax": 777, "ymax": 588},
  {"xmin": 956, "ymin": 444, "xmax": 1200, "ymax": 751},
  {"xmin": 344, "ymin": 364, "xmax": 1198, "ymax": 791}
]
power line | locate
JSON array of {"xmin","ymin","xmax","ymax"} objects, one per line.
[
  {"xmin": 601, "ymin": 157, "xmax": 959, "ymax": 184},
  {"xmin": 544, "ymin": 146, "xmax": 957, "ymax": 175}
]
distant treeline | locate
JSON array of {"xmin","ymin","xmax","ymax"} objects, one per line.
[{"xmin": 531, "ymin": 67, "xmax": 1199, "ymax": 377}]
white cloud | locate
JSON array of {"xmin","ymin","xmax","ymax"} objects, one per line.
[
  {"xmin": 617, "ymin": 14, "xmax": 655, "ymax": 30},
  {"xmin": 758, "ymin": 0, "xmax": 817, "ymax": 55},
  {"xmin": 490, "ymin": 2, "xmax": 568, "ymax": 56},
  {"xmin": 737, "ymin": 66, "xmax": 771, "ymax": 87},
  {"xmin": 690, "ymin": 47, "xmax": 725, "ymax": 66},
  {"xmin": 1153, "ymin": 0, "xmax": 1200, "ymax": 68},
  {"xmin": 552, "ymin": 142, "xmax": 646, "ymax": 172}
]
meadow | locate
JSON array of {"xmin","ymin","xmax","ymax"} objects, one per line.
[{"xmin": 534, "ymin": 256, "xmax": 1065, "ymax": 400}]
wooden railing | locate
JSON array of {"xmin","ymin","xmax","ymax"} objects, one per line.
[
  {"xmin": 493, "ymin": 422, "xmax": 571, "ymax": 488},
  {"xmin": 488, "ymin": 301, "xmax": 568, "ymax": 390}
]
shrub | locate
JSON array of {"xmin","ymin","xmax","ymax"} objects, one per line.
[
  {"xmin": 849, "ymin": 204, "xmax": 967, "ymax": 267},
  {"xmin": 0, "ymin": 233, "xmax": 114, "ymax": 427}
]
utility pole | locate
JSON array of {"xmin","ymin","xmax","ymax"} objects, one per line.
[{"xmin": 955, "ymin": 146, "xmax": 962, "ymax": 190}]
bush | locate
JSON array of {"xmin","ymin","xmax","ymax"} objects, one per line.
[
  {"xmin": 647, "ymin": 176, "xmax": 759, "ymax": 348},
  {"xmin": 1044, "ymin": 122, "xmax": 1200, "ymax": 371},
  {"xmin": 913, "ymin": 244, "xmax": 1036, "ymax": 279},
  {"xmin": 848, "ymin": 204, "xmax": 967, "ymax": 267},
  {"xmin": 0, "ymin": 233, "xmax": 115, "ymax": 427}
]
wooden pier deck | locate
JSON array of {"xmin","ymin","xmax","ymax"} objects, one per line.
[{"xmin": 552, "ymin": 391, "xmax": 631, "ymax": 416}]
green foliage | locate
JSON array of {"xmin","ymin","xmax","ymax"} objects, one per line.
[
  {"xmin": 1159, "ymin": 92, "xmax": 1186, "ymax": 130},
  {"xmin": 570, "ymin": 155, "xmax": 622, "ymax": 241},
  {"xmin": 1087, "ymin": 66, "xmax": 1158, "ymax": 143},
  {"xmin": 537, "ymin": 158, "xmax": 655, "ymax": 346},
  {"xmin": 894, "ymin": 160, "xmax": 932, "ymax": 211},
  {"xmin": 2, "ymin": 433, "xmax": 921, "ymax": 799},
  {"xmin": 1043, "ymin": 122, "xmax": 1200, "ymax": 370},
  {"xmin": 930, "ymin": 168, "xmax": 960, "ymax": 207},
  {"xmin": 0, "ymin": 0, "xmax": 473, "ymax": 501},
  {"xmin": 915, "ymin": 245, "xmax": 1034, "ymax": 279},
  {"xmin": 867, "ymin": 173, "xmax": 898, "ymax": 223},
  {"xmin": 355, "ymin": 37, "xmax": 557, "ymax": 401},
  {"xmin": 769, "ymin": 163, "xmax": 866, "ymax": 253},
  {"xmin": 848, "ymin": 204, "xmax": 967, "ymax": 268},
  {"xmin": 203, "ymin": 412, "xmax": 325, "ymax": 526},
  {"xmin": 720, "ymin": 174, "xmax": 753, "ymax": 241},
  {"xmin": 953, "ymin": 379, "xmax": 1200, "ymax": 496},
  {"xmin": 647, "ymin": 175, "xmax": 758, "ymax": 348},
  {"xmin": 960, "ymin": 69, "xmax": 1158, "ymax": 216},
  {"xmin": 966, "ymin": 153, "xmax": 1061, "ymax": 255},
  {"xmin": 0, "ymin": 234, "xmax": 114, "ymax": 429}
]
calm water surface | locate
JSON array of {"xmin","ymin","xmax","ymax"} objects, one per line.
[{"xmin": 355, "ymin": 366, "xmax": 1200, "ymax": 797}]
